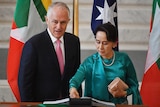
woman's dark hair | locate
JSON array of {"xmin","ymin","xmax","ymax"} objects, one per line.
[{"xmin": 95, "ymin": 22, "xmax": 118, "ymax": 42}]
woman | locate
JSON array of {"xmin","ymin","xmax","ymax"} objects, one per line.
[{"xmin": 69, "ymin": 22, "xmax": 142, "ymax": 104}]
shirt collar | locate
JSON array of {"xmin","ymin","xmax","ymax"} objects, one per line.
[{"xmin": 47, "ymin": 28, "xmax": 64, "ymax": 43}]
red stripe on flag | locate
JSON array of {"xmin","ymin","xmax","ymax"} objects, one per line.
[
  {"xmin": 140, "ymin": 62, "xmax": 160, "ymax": 107},
  {"xmin": 149, "ymin": 17, "xmax": 153, "ymax": 33},
  {"xmin": 7, "ymin": 37, "xmax": 24, "ymax": 102},
  {"xmin": 11, "ymin": 20, "xmax": 17, "ymax": 29}
]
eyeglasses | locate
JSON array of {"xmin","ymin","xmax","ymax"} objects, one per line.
[{"xmin": 95, "ymin": 39, "xmax": 108, "ymax": 45}]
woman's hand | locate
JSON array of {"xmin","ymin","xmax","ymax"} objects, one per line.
[
  {"xmin": 108, "ymin": 85, "xmax": 127, "ymax": 98},
  {"xmin": 69, "ymin": 87, "xmax": 80, "ymax": 98}
]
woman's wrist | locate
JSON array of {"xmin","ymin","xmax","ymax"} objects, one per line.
[
  {"xmin": 124, "ymin": 91, "xmax": 127, "ymax": 97},
  {"xmin": 69, "ymin": 87, "xmax": 77, "ymax": 93}
]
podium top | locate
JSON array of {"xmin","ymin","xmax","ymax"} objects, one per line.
[{"xmin": 0, "ymin": 102, "xmax": 148, "ymax": 107}]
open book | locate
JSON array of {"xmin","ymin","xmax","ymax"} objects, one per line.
[
  {"xmin": 91, "ymin": 97, "xmax": 115, "ymax": 107},
  {"xmin": 43, "ymin": 98, "xmax": 69, "ymax": 104},
  {"xmin": 108, "ymin": 77, "xmax": 128, "ymax": 90},
  {"xmin": 43, "ymin": 97, "xmax": 115, "ymax": 107}
]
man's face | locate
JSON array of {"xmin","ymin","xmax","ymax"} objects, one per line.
[{"xmin": 46, "ymin": 6, "xmax": 70, "ymax": 39}]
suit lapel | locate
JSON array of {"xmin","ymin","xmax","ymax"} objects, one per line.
[
  {"xmin": 45, "ymin": 30, "xmax": 62, "ymax": 76},
  {"xmin": 63, "ymin": 33, "xmax": 71, "ymax": 76}
]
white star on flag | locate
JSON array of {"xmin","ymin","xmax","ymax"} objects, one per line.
[
  {"xmin": 145, "ymin": 1, "xmax": 160, "ymax": 72},
  {"xmin": 10, "ymin": 0, "xmax": 47, "ymax": 43},
  {"xmin": 95, "ymin": 0, "xmax": 117, "ymax": 26}
]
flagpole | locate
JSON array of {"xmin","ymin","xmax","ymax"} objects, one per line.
[{"xmin": 73, "ymin": 0, "xmax": 79, "ymax": 36}]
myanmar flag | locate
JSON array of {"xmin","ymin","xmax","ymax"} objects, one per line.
[
  {"xmin": 140, "ymin": 0, "xmax": 160, "ymax": 107},
  {"xmin": 7, "ymin": 0, "xmax": 51, "ymax": 102}
]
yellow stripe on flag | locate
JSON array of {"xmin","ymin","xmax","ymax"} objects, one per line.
[{"xmin": 41, "ymin": 0, "xmax": 52, "ymax": 10}]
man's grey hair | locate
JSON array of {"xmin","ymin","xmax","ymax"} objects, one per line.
[{"xmin": 46, "ymin": 2, "xmax": 70, "ymax": 18}]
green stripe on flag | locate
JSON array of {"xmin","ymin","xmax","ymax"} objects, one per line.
[
  {"xmin": 153, "ymin": 0, "xmax": 160, "ymax": 19},
  {"xmin": 14, "ymin": 0, "xmax": 30, "ymax": 28},
  {"xmin": 157, "ymin": 58, "xmax": 160, "ymax": 70},
  {"xmin": 33, "ymin": 0, "xmax": 47, "ymax": 22}
]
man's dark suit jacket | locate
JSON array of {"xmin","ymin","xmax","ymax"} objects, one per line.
[{"xmin": 18, "ymin": 30, "xmax": 81, "ymax": 102}]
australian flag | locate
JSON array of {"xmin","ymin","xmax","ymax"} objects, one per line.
[{"xmin": 91, "ymin": 0, "xmax": 118, "ymax": 50}]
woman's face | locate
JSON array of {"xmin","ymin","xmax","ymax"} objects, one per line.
[{"xmin": 95, "ymin": 31, "xmax": 117, "ymax": 59}]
